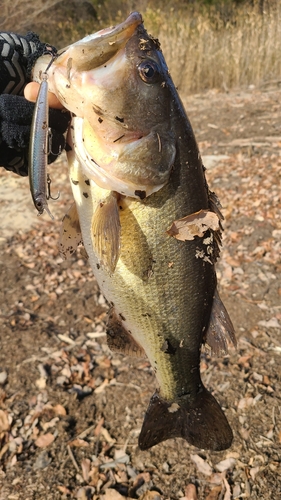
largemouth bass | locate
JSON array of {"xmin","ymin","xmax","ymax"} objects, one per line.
[{"xmin": 33, "ymin": 12, "xmax": 236, "ymax": 451}]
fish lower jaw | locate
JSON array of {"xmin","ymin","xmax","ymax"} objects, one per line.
[{"xmin": 78, "ymin": 156, "xmax": 158, "ymax": 199}]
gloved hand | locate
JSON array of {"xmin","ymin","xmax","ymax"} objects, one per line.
[{"xmin": 0, "ymin": 31, "xmax": 70, "ymax": 176}]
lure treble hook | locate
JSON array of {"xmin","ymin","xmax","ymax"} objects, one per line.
[{"xmin": 47, "ymin": 173, "xmax": 60, "ymax": 200}]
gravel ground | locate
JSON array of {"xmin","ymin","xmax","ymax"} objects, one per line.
[{"xmin": 0, "ymin": 85, "xmax": 280, "ymax": 500}]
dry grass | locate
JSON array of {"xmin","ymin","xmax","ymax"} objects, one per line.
[
  {"xmin": 0, "ymin": 0, "xmax": 62, "ymax": 32},
  {"xmin": 142, "ymin": 3, "xmax": 281, "ymax": 92},
  {"xmin": 1, "ymin": 0, "xmax": 281, "ymax": 92}
]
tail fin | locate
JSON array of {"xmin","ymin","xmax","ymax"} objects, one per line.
[{"xmin": 138, "ymin": 388, "xmax": 233, "ymax": 451}]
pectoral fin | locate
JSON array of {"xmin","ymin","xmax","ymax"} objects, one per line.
[
  {"xmin": 107, "ymin": 309, "xmax": 146, "ymax": 358},
  {"xmin": 91, "ymin": 191, "xmax": 121, "ymax": 274},
  {"xmin": 205, "ymin": 289, "xmax": 236, "ymax": 355},
  {"xmin": 59, "ymin": 202, "xmax": 82, "ymax": 259}
]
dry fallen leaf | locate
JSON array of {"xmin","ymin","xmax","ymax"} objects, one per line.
[
  {"xmin": 94, "ymin": 378, "xmax": 109, "ymax": 393},
  {"xmin": 223, "ymin": 478, "xmax": 231, "ymax": 500},
  {"xmin": 232, "ymin": 484, "xmax": 241, "ymax": 498},
  {"xmin": 94, "ymin": 416, "xmax": 105, "ymax": 436},
  {"xmin": 250, "ymin": 466, "xmax": 260, "ymax": 480},
  {"xmin": 100, "ymin": 426, "xmax": 116, "ymax": 444},
  {"xmin": 81, "ymin": 458, "xmax": 91, "ymax": 482},
  {"xmin": 262, "ymin": 375, "xmax": 271, "ymax": 386},
  {"xmin": 53, "ymin": 404, "xmax": 67, "ymax": 416},
  {"xmin": 0, "ymin": 443, "xmax": 9, "ymax": 460},
  {"xmin": 0, "ymin": 410, "xmax": 10, "ymax": 433},
  {"xmin": 35, "ymin": 433, "xmax": 55, "ymax": 448},
  {"xmin": 182, "ymin": 483, "xmax": 197, "ymax": 500},
  {"xmin": 208, "ymin": 472, "xmax": 226, "ymax": 485},
  {"xmin": 239, "ymin": 427, "xmax": 251, "ymax": 440},
  {"xmin": 190, "ymin": 454, "xmax": 213, "ymax": 476},
  {"xmin": 258, "ymin": 318, "xmax": 280, "ymax": 329},
  {"xmin": 237, "ymin": 355, "xmax": 252, "ymax": 366},
  {"xmin": 215, "ymin": 458, "xmax": 236, "ymax": 472},
  {"xmin": 77, "ymin": 488, "xmax": 90, "ymax": 500},
  {"xmin": 139, "ymin": 492, "xmax": 162, "ymax": 500},
  {"xmin": 237, "ymin": 397, "xmax": 254, "ymax": 410},
  {"xmin": 167, "ymin": 209, "xmax": 219, "ymax": 241},
  {"xmin": 69, "ymin": 438, "xmax": 89, "ymax": 447},
  {"xmin": 100, "ymin": 489, "xmax": 127, "ymax": 500},
  {"xmin": 206, "ymin": 485, "xmax": 222, "ymax": 500},
  {"xmin": 57, "ymin": 485, "xmax": 73, "ymax": 495}
]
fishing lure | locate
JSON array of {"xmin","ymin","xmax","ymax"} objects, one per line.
[{"xmin": 29, "ymin": 61, "xmax": 59, "ymax": 219}]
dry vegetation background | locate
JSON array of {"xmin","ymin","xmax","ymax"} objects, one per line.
[{"xmin": 0, "ymin": 0, "xmax": 280, "ymax": 93}]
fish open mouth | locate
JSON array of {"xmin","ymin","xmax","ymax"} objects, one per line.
[
  {"xmin": 89, "ymin": 11, "xmax": 142, "ymax": 42},
  {"xmin": 55, "ymin": 11, "xmax": 143, "ymax": 72}
]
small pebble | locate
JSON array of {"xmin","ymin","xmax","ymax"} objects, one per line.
[{"xmin": 0, "ymin": 371, "xmax": 8, "ymax": 385}]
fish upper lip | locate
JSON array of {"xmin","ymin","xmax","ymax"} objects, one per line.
[
  {"xmin": 82, "ymin": 11, "xmax": 142, "ymax": 55},
  {"xmin": 107, "ymin": 11, "xmax": 143, "ymax": 38},
  {"xmin": 94, "ymin": 11, "xmax": 143, "ymax": 58}
]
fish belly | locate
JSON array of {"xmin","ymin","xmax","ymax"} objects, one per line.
[{"xmin": 70, "ymin": 152, "xmax": 214, "ymax": 400}]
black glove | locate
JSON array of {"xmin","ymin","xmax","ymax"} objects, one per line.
[{"xmin": 0, "ymin": 31, "xmax": 71, "ymax": 176}]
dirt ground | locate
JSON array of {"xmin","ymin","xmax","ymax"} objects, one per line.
[{"xmin": 0, "ymin": 84, "xmax": 280, "ymax": 500}]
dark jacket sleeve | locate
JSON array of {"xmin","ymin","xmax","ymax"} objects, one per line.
[{"xmin": 0, "ymin": 31, "xmax": 70, "ymax": 175}]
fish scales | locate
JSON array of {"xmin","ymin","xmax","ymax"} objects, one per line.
[{"xmin": 115, "ymin": 171, "xmax": 213, "ymax": 400}]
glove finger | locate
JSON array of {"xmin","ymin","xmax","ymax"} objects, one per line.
[
  {"xmin": 1, "ymin": 124, "xmax": 67, "ymax": 162},
  {"xmin": 0, "ymin": 142, "xmax": 28, "ymax": 176},
  {"xmin": 49, "ymin": 108, "xmax": 71, "ymax": 134},
  {"xmin": 1, "ymin": 122, "xmax": 30, "ymax": 149},
  {"xmin": 0, "ymin": 94, "xmax": 34, "ymax": 124},
  {"xmin": 0, "ymin": 94, "xmax": 71, "ymax": 132}
]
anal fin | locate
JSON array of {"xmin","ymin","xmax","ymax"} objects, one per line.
[
  {"xmin": 205, "ymin": 288, "xmax": 236, "ymax": 355},
  {"xmin": 91, "ymin": 191, "xmax": 121, "ymax": 274},
  {"xmin": 107, "ymin": 309, "xmax": 146, "ymax": 358}
]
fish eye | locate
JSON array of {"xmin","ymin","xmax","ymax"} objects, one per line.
[{"xmin": 138, "ymin": 60, "xmax": 160, "ymax": 83}]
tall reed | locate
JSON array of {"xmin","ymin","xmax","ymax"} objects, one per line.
[
  {"xmin": 142, "ymin": 3, "xmax": 281, "ymax": 92},
  {"xmin": 1, "ymin": 0, "xmax": 280, "ymax": 93}
]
